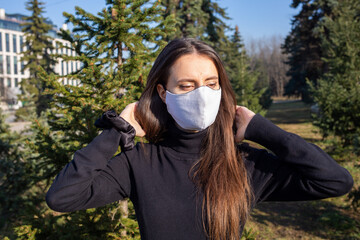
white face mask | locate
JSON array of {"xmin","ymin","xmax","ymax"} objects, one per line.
[{"xmin": 165, "ymin": 86, "xmax": 222, "ymax": 131}]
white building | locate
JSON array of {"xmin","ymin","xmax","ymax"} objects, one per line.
[{"xmin": 0, "ymin": 8, "xmax": 80, "ymax": 110}]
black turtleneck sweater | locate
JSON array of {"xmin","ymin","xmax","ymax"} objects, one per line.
[{"xmin": 46, "ymin": 114, "xmax": 353, "ymax": 240}]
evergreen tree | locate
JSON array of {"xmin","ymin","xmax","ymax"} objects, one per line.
[
  {"xmin": 161, "ymin": 0, "xmax": 208, "ymax": 38},
  {"xmin": 311, "ymin": 0, "xmax": 360, "ymax": 148},
  {"xmin": 0, "ymin": 114, "xmax": 46, "ymax": 240},
  {"xmin": 160, "ymin": 0, "xmax": 230, "ymax": 48},
  {"xmin": 17, "ymin": 0, "xmax": 56, "ymax": 118},
  {"xmin": 283, "ymin": 0, "xmax": 335, "ymax": 102},
  {"xmin": 225, "ymin": 26, "xmax": 266, "ymax": 115},
  {"xmin": 6, "ymin": 0, "xmax": 175, "ymax": 239},
  {"xmin": 200, "ymin": 0, "xmax": 230, "ymax": 50},
  {"xmin": 201, "ymin": 0, "xmax": 229, "ymax": 43},
  {"xmin": 200, "ymin": 0, "xmax": 236, "ymax": 82},
  {"xmin": 0, "ymin": 110, "xmax": 28, "ymax": 237}
]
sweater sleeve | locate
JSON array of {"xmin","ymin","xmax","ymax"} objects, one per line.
[
  {"xmin": 243, "ymin": 114, "xmax": 354, "ymax": 203},
  {"xmin": 46, "ymin": 128, "xmax": 133, "ymax": 212}
]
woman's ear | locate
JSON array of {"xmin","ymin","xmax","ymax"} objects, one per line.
[{"xmin": 157, "ymin": 84, "xmax": 166, "ymax": 103}]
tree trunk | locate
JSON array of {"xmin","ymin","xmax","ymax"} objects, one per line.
[{"xmin": 120, "ymin": 199, "xmax": 129, "ymax": 237}]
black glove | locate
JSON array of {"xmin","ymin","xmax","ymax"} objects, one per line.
[{"xmin": 95, "ymin": 110, "xmax": 136, "ymax": 151}]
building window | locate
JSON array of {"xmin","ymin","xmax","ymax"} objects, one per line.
[
  {"xmin": 14, "ymin": 78, "xmax": 18, "ymax": 87},
  {"xmin": 0, "ymin": 33, "xmax": 2, "ymax": 52},
  {"xmin": 14, "ymin": 56, "xmax": 18, "ymax": 74},
  {"xmin": 0, "ymin": 78, "xmax": 4, "ymax": 96},
  {"xmin": 61, "ymin": 61, "xmax": 64, "ymax": 75},
  {"xmin": 71, "ymin": 61, "xmax": 74, "ymax": 73},
  {"xmin": 7, "ymin": 78, "xmax": 11, "ymax": 88},
  {"xmin": 13, "ymin": 35, "xmax": 17, "ymax": 53},
  {"xmin": 20, "ymin": 36, "xmax": 23, "ymax": 52},
  {"xmin": 6, "ymin": 56, "xmax": 11, "ymax": 74},
  {"xmin": 66, "ymin": 62, "xmax": 69, "ymax": 75},
  {"xmin": 5, "ymin": 33, "xmax": 10, "ymax": 52},
  {"xmin": 0, "ymin": 55, "xmax": 3, "ymax": 74},
  {"xmin": 21, "ymin": 61, "xmax": 25, "ymax": 75}
]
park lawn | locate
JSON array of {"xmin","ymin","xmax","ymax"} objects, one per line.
[{"xmin": 243, "ymin": 99, "xmax": 360, "ymax": 240}]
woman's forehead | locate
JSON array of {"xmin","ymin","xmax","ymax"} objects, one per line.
[{"xmin": 169, "ymin": 54, "xmax": 218, "ymax": 80}]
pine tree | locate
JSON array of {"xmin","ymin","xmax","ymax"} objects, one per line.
[
  {"xmin": 283, "ymin": 0, "xmax": 336, "ymax": 102},
  {"xmin": 225, "ymin": 26, "xmax": 266, "ymax": 115},
  {"xmin": 17, "ymin": 0, "xmax": 56, "ymax": 118},
  {"xmin": 0, "ymin": 110, "xmax": 28, "ymax": 236},
  {"xmin": 200, "ymin": 0, "xmax": 230, "ymax": 50},
  {"xmin": 160, "ymin": 0, "xmax": 230, "ymax": 46},
  {"xmin": 199, "ymin": 0, "xmax": 237, "ymax": 82},
  {"xmin": 8, "ymin": 0, "xmax": 175, "ymax": 239},
  {"xmin": 161, "ymin": 0, "xmax": 208, "ymax": 38},
  {"xmin": 311, "ymin": 0, "xmax": 360, "ymax": 148}
]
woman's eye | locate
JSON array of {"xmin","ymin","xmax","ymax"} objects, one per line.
[
  {"xmin": 180, "ymin": 85, "xmax": 193, "ymax": 90},
  {"xmin": 207, "ymin": 82, "xmax": 218, "ymax": 88}
]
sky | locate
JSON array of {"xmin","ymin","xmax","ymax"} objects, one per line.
[{"xmin": 1, "ymin": 0, "xmax": 299, "ymax": 44}]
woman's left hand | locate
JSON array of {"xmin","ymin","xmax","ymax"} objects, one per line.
[{"xmin": 234, "ymin": 106, "xmax": 255, "ymax": 143}]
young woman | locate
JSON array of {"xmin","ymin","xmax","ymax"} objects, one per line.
[{"xmin": 46, "ymin": 38, "xmax": 353, "ymax": 240}]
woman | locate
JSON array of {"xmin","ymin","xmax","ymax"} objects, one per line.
[{"xmin": 46, "ymin": 38, "xmax": 353, "ymax": 240}]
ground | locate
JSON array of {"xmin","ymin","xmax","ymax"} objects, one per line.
[{"xmin": 243, "ymin": 99, "xmax": 360, "ymax": 240}]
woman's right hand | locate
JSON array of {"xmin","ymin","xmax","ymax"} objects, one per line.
[
  {"xmin": 234, "ymin": 106, "xmax": 255, "ymax": 143},
  {"xmin": 120, "ymin": 102, "xmax": 146, "ymax": 137}
]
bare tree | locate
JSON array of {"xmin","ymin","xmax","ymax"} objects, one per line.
[{"xmin": 247, "ymin": 35, "xmax": 290, "ymax": 97}]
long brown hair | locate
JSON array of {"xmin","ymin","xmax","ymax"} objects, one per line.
[{"xmin": 136, "ymin": 38, "xmax": 253, "ymax": 240}]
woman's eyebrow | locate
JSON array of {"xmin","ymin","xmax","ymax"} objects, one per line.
[
  {"xmin": 177, "ymin": 79, "xmax": 197, "ymax": 83},
  {"xmin": 205, "ymin": 76, "xmax": 219, "ymax": 81},
  {"xmin": 177, "ymin": 76, "xmax": 219, "ymax": 82}
]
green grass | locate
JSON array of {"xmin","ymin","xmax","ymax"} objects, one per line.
[
  {"xmin": 243, "ymin": 99, "xmax": 360, "ymax": 240},
  {"xmin": 265, "ymin": 100, "xmax": 312, "ymax": 124}
]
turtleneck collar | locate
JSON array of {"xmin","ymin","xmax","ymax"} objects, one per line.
[{"xmin": 161, "ymin": 121, "xmax": 208, "ymax": 154}]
